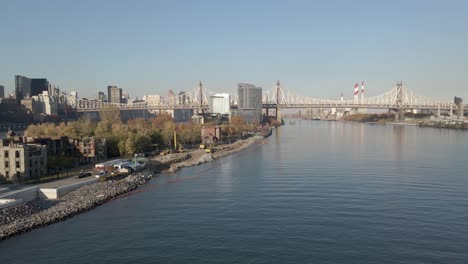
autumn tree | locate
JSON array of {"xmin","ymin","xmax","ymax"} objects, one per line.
[
  {"xmin": 231, "ymin": 115, "xmax": 246, "ymax": 127},
  {"xmin": 150, "ymin": 113, "xmax": 172, "ymax": 128},
  {"xmin": 161, "ymin": 121, "xmax": 175, "ymax": 148}
]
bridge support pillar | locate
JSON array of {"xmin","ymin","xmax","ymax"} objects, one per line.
[
  {"xmin": 276, "ymin": 107, "xmax": 282, "ymax": 123},
  {"xmin": 457, "ymin": 103, "xmax": 464, "ymax": 119},
  {"xmin": 398, "ymin": 108, "xmax": 405, "ymax": 121},
  {"xmin": 395, "ymin": 81, "xmax": 405, "ymax": 121}
]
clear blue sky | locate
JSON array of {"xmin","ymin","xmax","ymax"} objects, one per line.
[{"xmin": 1, "ymin": 0, "xmax": 467, "ymax": 101}]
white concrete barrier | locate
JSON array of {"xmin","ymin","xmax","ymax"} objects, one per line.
[{"xmin": 39, "ymin": 178, "xmax": 98, "ymax": 199}]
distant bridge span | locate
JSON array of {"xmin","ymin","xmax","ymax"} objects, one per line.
[
  {"xmin": 74, "ymin": 81, "xmax": 458, "ymax": 114},
  {"xmin": 262, "ymin": 81, "xmax": 456, "ymax": 112}
]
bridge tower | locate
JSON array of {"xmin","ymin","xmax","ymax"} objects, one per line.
[
  {"xmin": 396, "ymin": 81, "xmax": 405, "ymax": 121},
  {"xmin": 199, "ymin": 81, "xmax": 204, "ymax": 115},
  {"xmin": 276, "ymin": 80, "xmax": 282, "ymax": 123},
  {"xmin": 192, "ymin": 81, "xmax": 208, "ymax": 115}
]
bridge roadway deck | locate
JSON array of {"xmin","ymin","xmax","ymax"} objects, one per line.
[{"xmin": 262, "ymin": 103, "xmax": 452, "ymax": 110}]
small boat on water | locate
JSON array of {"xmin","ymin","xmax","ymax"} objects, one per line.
[{"xmin": 289, "ymin": 121, "xmax": 296, "ymax": 125}]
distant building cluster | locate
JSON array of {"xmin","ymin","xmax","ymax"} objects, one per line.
[
  {"xmin": 0, "ymin": 73, "xmax": 271, "ymax": 126},
  {"xmin": 0, "ymin": 75, "xmax": 81, "ymax": 124}
]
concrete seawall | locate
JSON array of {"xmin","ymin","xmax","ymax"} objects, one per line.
[
  {"xmin": 39, "ymin": 179, "xmax": 98, "ymax": 199},
  {"xmin": 0, "ymin": 199, "xmax": 24, "ymax": 210},
  {"xmin": 0, "ymin": 186, "xmax": 39, "ymax": 203}
]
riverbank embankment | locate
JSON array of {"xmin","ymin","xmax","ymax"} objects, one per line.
[
  {"xmin": 167, "ymin": 136, "xmax": 263, "ymax": 173},
  {"xmin": 0, "ymin": 135, "xmax": 264, "ymax": 240}
]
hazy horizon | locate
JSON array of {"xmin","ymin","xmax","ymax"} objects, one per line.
[{"xmin": 1, "ymin": 0, "xmax": 467, "ymax": 101}]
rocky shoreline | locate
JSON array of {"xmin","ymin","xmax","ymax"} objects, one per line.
[
  {"xmin": 0, "ymin": 172, "xmax": 154, "ymax": 240},
  {"xmin": 0, "ymin": 135, "xmax": 264, "ymax": 241},
  {"xmin": 167, "ymin": 136, "xmax": 262, "ymax": 173}
]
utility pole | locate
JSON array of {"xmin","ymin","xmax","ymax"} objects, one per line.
[{"xmin": 173, "ymin": 130, "xmax": 177, "ymax": 150}]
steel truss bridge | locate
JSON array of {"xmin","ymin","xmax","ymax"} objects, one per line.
[
  {"xmin": 75, "ymin": 81, "xmax": 458, "ymax": 113},
  {"xmin": 263, "ymin": 81, "xmax": 456, "ymax": 111}
]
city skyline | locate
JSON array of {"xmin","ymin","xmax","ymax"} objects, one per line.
[{"xmin": 1, "ymin": 0, "xmax": 467, "ymax": 101}]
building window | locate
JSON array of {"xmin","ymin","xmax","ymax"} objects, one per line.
[
  {"xmin": 15, "ymin": 151, "xmax": 20, "ymax": 158},
  {"xmin": 5, "ymin": 171, "xmax": 8, "ymax": 178},
  {"xmin": 16, "ymin": 161, "xmax": 20, "ymax": 168},
  {"xmin": 4, "ymin": 151, "xmax": 8, "ymax": 158},
  {"xmin": 5, "ymin": 161, "xmax": 8, "ymax": 168}
]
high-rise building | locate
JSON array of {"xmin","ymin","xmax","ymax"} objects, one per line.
[
  {"xmin": 15, "ymin": 75, "xmax": 49, "ymax": 103},
  {"xmin": 238, "ymin": 83, "xmax": 262, "ymax": 109},
  {"xmin": 107, "ymin": 86, "xmax": 122, "ymax": 104},
  {"xmin": 209, "ymin": 93, "xmax": 231, "ymax": 115},
  {"xmin": 0, "ymin": 85, "xmax": 4, "ymax": 98},
  {"xmin": 232, "ymin": 83, "xmax": 263, "ymax": 124},
  {"xmin": 31, "ymin": 79, "xmax": 49, "ymax": 97},
  {"xmin": 15, "ymin": 75, "xmax": 31, "ymax": 102},
  {"xmin": 98, "ymin": 91, "xmax": 107, "ymax": 102}
]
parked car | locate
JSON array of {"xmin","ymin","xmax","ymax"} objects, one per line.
[
  {"xmin": 95, "ymin": 171, "xmax": 108, "ymax": 179},
  {"xmin": 76, "ymin": 171, "xmax": 92, "ymax": 179}
]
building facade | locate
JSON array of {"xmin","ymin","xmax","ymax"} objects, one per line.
[
  {"xmin": 209, "ymin": 93, "xmax": 231, "ymax": 115},
  {"xmin": 0, "ymin": 85, "xmax": 4, "ymax": 98},
  {"xmin": 142, "ymin": 94, "xmax": 161, "ymax": 105},
  {"xmin": 234, "ymin": 83, "xmax": 263, "ymax": 123},
  {"xmin": 107, "ymin": 86, "xmax": 122, "ymax": 104},
  {"xmin": 15, "ymin": 75, "xmax": 49, "ymax": 103},
  {"xmin": 33, "ymin": 91, "xmax": 58, "ymax": 116},
  {"xmin": 173, "ymin": 109, "xmax": 194, "ymax": 122},
  {"xmin": 31, "ymin": 78, "xmax": 49, "ymax": 97},
  {"xmin": 98, "ymin": 91, "xmax": 107, "ymax": 101},
  {"xmin": 0, "ymin": 143, "xmax": 47, "ymax": 182},
  {"xmin": 238, "ymin": 83, "xmax": 262, "ymax": 109},
  {"xmin": 231, "ymin": 109, "xmax": 263, "ymax": 124},
  {"xmin": 76, "ymin": 137, "xmax": 107, "ymax": 163},
  {"xmin": 15, "ymin": 75, "xmax": 31, "ymax": 102}
]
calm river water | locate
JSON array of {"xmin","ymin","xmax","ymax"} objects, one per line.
[{"xmin": 1, "ymin": 121, "xmax": 468, "ymax": 263}]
